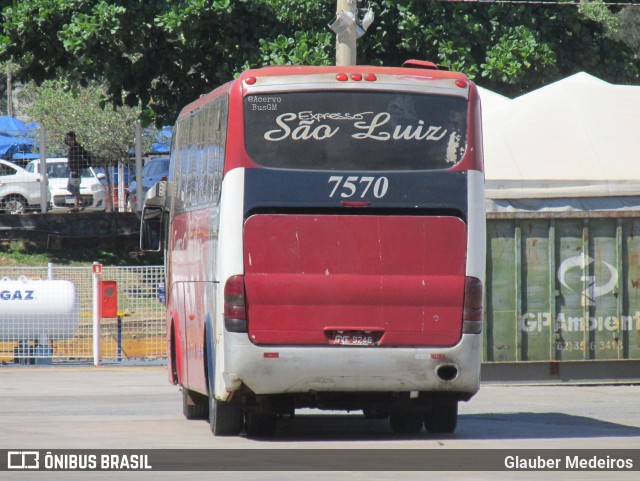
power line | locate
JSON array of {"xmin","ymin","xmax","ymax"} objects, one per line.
[{"xmin": 437, "ymin": 1, "xmax": 640, "ymax": 5}]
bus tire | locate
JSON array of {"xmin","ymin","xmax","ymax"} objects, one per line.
[
  {"xmin": 244, "ymin": 412, "xmax": 278, "ymax": 438},
  {"xmin": 423, "ymin": 401, "xmax": 458, "ymax": 434},
  {"xmin": 389, "ymin": 412, "xmax": 423, "ymax": 434},
  {"xmin": 209, "ymin": 396, "xmax": 243, "ymax": 436},
  {"xmin": 169, "ymin": 323, "xmax": 179, "ymax": 385},
  {"xmin": 182, "ymin": 388, "xmax": 209, "ymax": 420}
]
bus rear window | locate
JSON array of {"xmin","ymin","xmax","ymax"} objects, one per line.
[{"xmin": 244, "ymin": 91, "xmax": 468, "ymax": 171}]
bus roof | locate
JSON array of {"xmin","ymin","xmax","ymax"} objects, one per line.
[
  {"xmin": 237, "ymin": 63, "xmax": 468, "ymax": 80},
  {"xmin": 178, "ymin": 62, "xmax": 471, "ymax": 120}
]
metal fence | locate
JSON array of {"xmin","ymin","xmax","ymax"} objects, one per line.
[{"xmin": 0, "ymin": 265, "xmax": 166, "ymax": 364}]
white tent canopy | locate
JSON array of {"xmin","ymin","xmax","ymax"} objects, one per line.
[
  {"xmin": 477, "ymin": 86, "xmax": 510, "ymax": 113},
  {"xmin": 481, "ymin": 73, "xmax": 640, "ymax": 211}
]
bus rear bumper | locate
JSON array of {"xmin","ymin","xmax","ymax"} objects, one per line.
[{"xmin": 220, "ymin": 334, "xmax": 481, "ymax": 399}]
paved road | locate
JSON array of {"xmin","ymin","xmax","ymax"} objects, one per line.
[{"xmin": 1, "ymin": 366, "xmax": 639, "ymax": 480}]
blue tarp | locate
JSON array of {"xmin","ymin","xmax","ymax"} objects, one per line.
[
  {"xmin": 0, "ymin": 138, "xmax": 36, "ymax": 157},
  {"xmin": 0, "ymin": 120, "xmax": 38, "ymax": 164},
  {"xmin": 12, "ymin": 152, "xmax": 40, "ymax": 161},
  {"xmin": 0, "ymin": 134, "xmax": 18, "ymax": 145},
  {"xmin": 151, "ymin": 126, "xmax": 172, "ymax": 155},
  {"xmin": 129, "ymin": 126, "xmax": 172, "ymax": 156},
  {"xmin": 0, "ymin": 116, "xmax": 38, "ymax": 139}
]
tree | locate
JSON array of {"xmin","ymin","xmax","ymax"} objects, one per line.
[
  {"xmin": 22, "ymin": 79, "xmax": 153, "ymax": 161},
  {"xmin": 21, "ymin": 79, "xmax": 155, "ymax": 210},
  {"xmin": 1, "ymin": 0, "xmax": 638, "ymax": 125},
  {"xmin": 611, "ymin": 6, "xmax": 640, "ymax": 57},
  {"xmin": 359, "ymin": 1, "xmax": 639, "ymax": 96}
]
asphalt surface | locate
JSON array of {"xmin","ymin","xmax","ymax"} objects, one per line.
[{"xmin": 0, "ymin": 366, "xmax": 638, "ymax": 480}]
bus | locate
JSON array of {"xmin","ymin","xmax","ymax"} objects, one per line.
[{"xmin": 140, "ymin": 60, "xmax": 486, "ymax": 437}]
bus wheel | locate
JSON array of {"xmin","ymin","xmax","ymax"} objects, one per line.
[
  {"xmin": 209, "ymin": 396, "xmax": 243, "ymax": 436},
  {"xmin": 182, "ymin": 388, "xmax": 209, "ymax": 420},
  {"xmin": 389, "ymin": 412, "xmax": 423, "ymax": 434},
  {"xmin": 423, "ymin": 401, "xmax": 458, "ymax": 434},
  {"xmin": 244, "ymin": 412, "xmax": 278, "ymax": 438}
]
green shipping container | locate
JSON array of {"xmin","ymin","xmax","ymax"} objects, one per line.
[{"xmin": 485, "ymin": 213, "xmax": 640, "ymax": 363}]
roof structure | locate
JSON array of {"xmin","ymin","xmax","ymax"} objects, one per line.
[
  {"xmin": 477, "ymin": 86, "xmax": 510, "ymax": 113},
  {"xmin": 481, "ymin": 73, "xmax": 640, "ymax": 211}
]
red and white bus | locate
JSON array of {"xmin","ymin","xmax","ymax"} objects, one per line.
[{"xmin": 141, "ymin": 60, "xmax": 485, "ymax": 437}]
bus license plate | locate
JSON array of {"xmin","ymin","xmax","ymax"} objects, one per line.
[
  {"xmin": 332, "ymin": 332, "xmax": 375, "ymax": 346},
  {"xmin": 65, "ymin": 196, "xmax": 75, "ymax": 204}
]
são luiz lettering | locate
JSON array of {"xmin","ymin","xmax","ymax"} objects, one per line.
[
  {"xmin": 504, "ymin": 455, "xmax": 633, "ymax": 470},
  {"xmin": 263, "ymin": 111, "xmax": 448, "ymax": 142}
]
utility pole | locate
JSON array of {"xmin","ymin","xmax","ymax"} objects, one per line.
[
  {"xmin": 7, "ymin": 61, "xmax": 14, "ymax": 117},
  {"xmin": 330, "ymin": 1, "xmax": 374, "ymax": 66},
  {"xmin": 334, "ymin": 0, "xmax": 358, "ymax": 66}
]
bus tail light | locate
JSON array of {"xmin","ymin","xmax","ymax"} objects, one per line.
[
  {"xmin": 462, "ymin": 276, "xmax": 483, "ymax": 334},
  {"xmin": 224, "ymin": 275, "xmax": 248, "ymax": 332}
]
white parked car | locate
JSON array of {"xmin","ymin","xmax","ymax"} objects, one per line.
[
  {"xmin": 25, "ymin": 158, "xmax": 106, "ymax": 211},
  {"xmin": 0, "ymin": 158, "xmax": 49, "ymax": 214}
]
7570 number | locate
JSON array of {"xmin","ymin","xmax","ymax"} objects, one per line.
[{"xmin": 328, "ymin": 175, "xmax": 389, "ymax": 199}]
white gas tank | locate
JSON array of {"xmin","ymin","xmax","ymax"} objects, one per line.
[{"xmin": 0, "ymin": 278, "xmax": 79, "ymax": 340}]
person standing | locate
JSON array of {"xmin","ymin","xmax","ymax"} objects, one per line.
[{"xmin": 65, "ymin": 131, "xmax": 90, "ymax": 213}]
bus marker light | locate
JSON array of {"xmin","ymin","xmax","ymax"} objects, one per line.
[
  {"xmin": 245, "ymin": 77, "xmax": 257, "ymax": 85},
  {"xmin": 264, "ymin": 352, "xmax": 279, "ymax": 359},
  {"xmin": 455, "ymin": 79, "xmax": 467, "ymax": 88},
  {"xmin": 336, "ymin": 73, "xmax": 348, "ymax": 82},
  {"xmin": 351, "ymin": 73, "xmax": 363, "ymax": 81},
  {"xmin": 365, "ymin": 73, "xmax": 377, "ymax": 81}
]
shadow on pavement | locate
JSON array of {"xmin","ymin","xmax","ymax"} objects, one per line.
[{"xmin": 256, "ymin": 412, "xmax": 640, "ymax": 442}]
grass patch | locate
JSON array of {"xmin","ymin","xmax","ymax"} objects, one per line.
[{"xmin": 0, "ymin": 239, "xmax": 162, "ymax": 267}]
